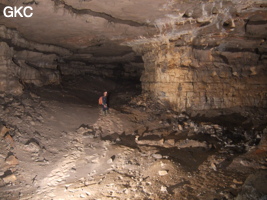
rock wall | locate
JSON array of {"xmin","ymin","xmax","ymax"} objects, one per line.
[
  {"xmin": 59, "ymin": 61, "xmax": 143, "ymax": 81},
  {"xmin": 131, "ymin": 1, "xmax": 267, "ymax": 112},
  {"xmin": 1, "ymin": 0, "xmax": 266, "ymax": 108},
  {"xmin": 0, "ymin": 25, "xmax": 143, "ymax": 95},
  {"xmin": 0, "ymin": 42, "xmax": 23, "ymax": 95},
  {"xmin": 0, "ymin": 26, "xmax": 71, "ymax": 95},
  {"xmin": 0, "ymin": 28, "xmax": 143, "ymax": 94}
]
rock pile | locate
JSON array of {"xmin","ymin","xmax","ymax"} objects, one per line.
[
  {"xmin": 0, "ymin": 125, "xmax": 19, "ymax": 186},
  {"xmin": 129, "ymin": 94, "xmax": 265, "ymax": 155},
  {"xmin": 0, "ymin": 86, "xmax": 266, "ymax": 199}
]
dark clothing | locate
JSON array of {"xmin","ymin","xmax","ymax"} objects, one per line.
[
  {"xmin": 102, "ymin": 96, "xmax": 107, "ymax": 105},
  {"xmin": 102, "ymin": 96, "xmax": 108, "ymax": 112}
]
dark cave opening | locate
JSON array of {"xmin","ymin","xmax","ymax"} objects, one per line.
[{"xmin": 25, "ymin": 57, "xmax": 144, "ymax": 111}]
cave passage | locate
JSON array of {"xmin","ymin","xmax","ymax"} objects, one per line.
[
  {"xmin": 0, "ymin": 0, "xmax": 267, "ymax": 199},
  {"xmin": 30, "ymin": 70, "xmax": 143, "ymax": 109}
]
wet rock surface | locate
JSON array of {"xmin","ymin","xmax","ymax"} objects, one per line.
[{"xmin": 0, "ymin": 78, "xmax": 266, "ymax": 200}]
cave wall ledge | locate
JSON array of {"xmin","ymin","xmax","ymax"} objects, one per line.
[{"xmin": 128, "ymin": 2, "xmax": 267, "ymax": 112}]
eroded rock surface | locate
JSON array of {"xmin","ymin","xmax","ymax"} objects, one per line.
[
  {"xmin": 0, "ymin": 0, "xmax": 266, "ymax": 111},
  {"xmin": 0, "ymin": 1, "xmax": 266, "ymax": 199},
  {"xmin": 129, "ymin": 1, "xmax": 267, "ymax": 111},
  {"xmin": 0, "ymin": 78, "xmax": 266, "ymax": 199}
]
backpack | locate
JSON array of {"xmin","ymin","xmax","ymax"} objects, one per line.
[{"xmin": 98, "ymin": 96, "xmax": 103, "ymax": 105}]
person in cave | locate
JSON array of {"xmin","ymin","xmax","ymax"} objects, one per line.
[{"xmin": 102, "ymin": 91, "xmax": 109, "ymax": 115}]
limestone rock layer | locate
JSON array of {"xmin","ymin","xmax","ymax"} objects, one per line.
[
  {"xmin": 0, "ymin": 0, "xmax": 267, "ymax": 111},
  {"xmin": 128, "ymin": 0, "xmax": 267, "ymax": 111}
]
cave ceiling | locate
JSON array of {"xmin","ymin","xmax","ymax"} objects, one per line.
[
  {"xmin": 0, "ymin": 0, "xmax": 167, "ymax": 57},
  {"xmin": 0, "ymin": 0, "xmax": 267, "ymax": 60}
]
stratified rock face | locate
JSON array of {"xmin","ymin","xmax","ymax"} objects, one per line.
[
  {"xmin": 0, "ymin": 0, "xmax": 266, "ymax": 111},
  {"xmin": 0, "ymin": 25, "xmax": 143, "ymax": 94},
  {"xmin": 0, "ymin": 42, "xmax": 23, "ymax": 95},
  {"xmin": 59, "ymin": 61, "xmax": 144, "ymax": 81},
  {"xmin": 0, "ymin": 26, "xmax": 69, "ymax": 94},
  {"xmin": 130, "ymin": 1, "xmax": 267, "ymax": 112}
]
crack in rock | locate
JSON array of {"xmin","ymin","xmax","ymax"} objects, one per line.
[{"xmin": 52, "ymin": 0, "xmax": 153, "ymax": 27}]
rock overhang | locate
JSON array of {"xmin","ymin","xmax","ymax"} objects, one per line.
[
  {"xmin": 0, "ymin": 0, "xmax": 266, "ymax": 58},
  {"xmin": 0, "ymin": 0, "xmax": 267, "ymax": 112},
  {"xmin": 0, "ymin": 0, "xmax": 163, "ymax": 57}
]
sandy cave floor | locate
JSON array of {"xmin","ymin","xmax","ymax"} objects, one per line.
[{"xmin": 0, "ymin": 77, "xmax": 267, "ymax": 200}]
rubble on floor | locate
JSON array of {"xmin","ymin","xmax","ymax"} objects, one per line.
[{"xmin": 0, "ymin": 91, "xmax": 266, "ymax": 199}]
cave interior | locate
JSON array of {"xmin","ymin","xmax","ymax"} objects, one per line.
[{"xmin": 0, "ymin": 0, "xmax": 267, "ymax": 199}]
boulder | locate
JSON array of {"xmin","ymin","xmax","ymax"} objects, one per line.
[
  {"xmin": 0, "ymin": 125, "xmax": 9, "ymax": 138},
  {"xmin": 236, "ymin": 170, "xmax": 267, "ymax": 200},
  {"xmin": 158, "ymin": 170, "xmax": 168, "ymax": 176},
  {"xmin": 2, "ymin": 174, "xmax": 17, "ymax": 183},
  {"xmin": 5, "ymin": 155, "xmax": 19, "ymax": 166}
]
